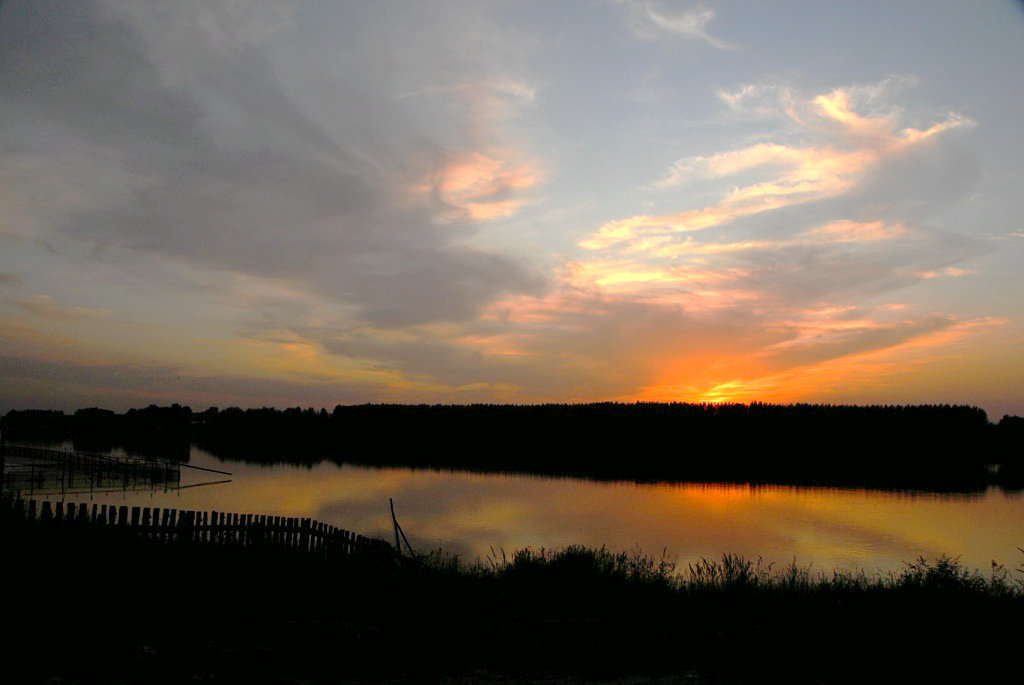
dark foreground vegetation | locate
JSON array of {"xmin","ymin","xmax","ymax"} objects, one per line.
[
  {"xmin": 7, "ymin": 502, "xmax": 1023, "ymax": 684},
  {"xmin": 4, "ymin": 402, "xmax": 1024, "ymax": 492}
]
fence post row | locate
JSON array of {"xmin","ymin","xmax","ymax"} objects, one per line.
[{"xmin": 2, "ymin": 496, "xmax": 394, "ymax": 558}]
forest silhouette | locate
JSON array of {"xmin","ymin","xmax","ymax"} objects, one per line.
[{"xmin": 3, "ymin": 402, "xmax": 1022, "ymax": 493}]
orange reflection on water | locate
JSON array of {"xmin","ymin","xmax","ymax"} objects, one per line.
[{"xmin": 46, "ymin": 448, "xmax": 1024, "ymax": 575}]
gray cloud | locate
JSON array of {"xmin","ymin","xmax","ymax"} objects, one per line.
[
  {"xmin": 761, "ymin": 316, "xmax": 956, "ymax": 371},
  {"xmin": 721, "ymin": 229, "xmax": 982, "ymax": 306},
  {"xmin": 305, "ymin": 295, "xmax": 781, "ymax": 399},
  {"xmin": 0, "ymin": 0, "xmax": 542, "ymax": 327},
  {"xmin": 11, "ymin": 295, "xmax": 109, "ymax": 320},
  {"xmin": 0, "ymin": 272, "xmax": 23, "ymax": 288},
  {"xmin": 0, "ymin": 353, "xmax": 398, "ymax": 413},
  {"xmin": 0, "ymin": 3, "xmax": 1012, "ymax": 413},
  {"xmin": 618, "ymin": 1, "xmax": 735, "ymax": 49}
]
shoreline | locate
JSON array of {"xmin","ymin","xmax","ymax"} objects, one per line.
[{"xmin": 5, "ymin": 498, "xmax": 1022, "ymax": 684}]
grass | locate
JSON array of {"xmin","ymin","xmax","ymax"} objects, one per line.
[
  {"xmin": 6, "ymin": 523, "xmax": 1024, "ymax": 683},
  {"xmin": 417, "ymin": 543, "xmax": 1024, "ymax": 598}
]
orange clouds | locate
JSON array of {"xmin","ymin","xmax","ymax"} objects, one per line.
[
  {"xmin": 303, "ymin": 80, "xmax": 987, "ymax": 410},
  {"xmin": 813, "ymin": 89, "xmax": 893, "ymax": 137},
  {"xmin": 584, "ymin": 86, "xmax": 970, "ymax": 252},
  {"xmin": 526, "ymin": 82, "xmax": 985, "ymax": 407},
  {"xmin": 416, "ymin": 150, "xmax": 538, "ymax": 223},
  {"xmin": 646, "ymin": 220, "xmax": 906, "ymax": 259},
  {"xmin": 804, "ymin": 220, "xmax": 905, "ymax": 242},
  {"xmin": 916, "ymin": 267, "xmax": 971, "ymax": 279}
]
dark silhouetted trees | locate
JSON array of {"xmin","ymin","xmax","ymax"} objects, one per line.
[{"xmin": 3, "ymin": 401, "xmax": 1021, "ymax": 491}]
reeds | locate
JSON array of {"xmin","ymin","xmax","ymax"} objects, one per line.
[
  {"xmin": 8, "ymin": 520, "xmax": 1023, "ymax": 683},
  {"xmin": 418, "ymin": 544, "xmax": 1024, "ymax": 599}
]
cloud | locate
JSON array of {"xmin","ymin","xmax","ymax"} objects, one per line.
[
  {"xmin": 11, "ymin": 294, "xmax": 110, "ymax": 320},
  {"xmin": 618, "ymin": 1, "xmax": 736, "ymax": 49},
  {"xmin": 916, "ymin": 267, "xmax": 972, "ymax": 280},
  {"xmin": 586, "ymin": 85, "xmax": 971, "ymax": 251},
  {"xmin": 539, "ymin": 78, "xmax": 989, "ymax": 403},
  {"xmin": 414, "ymin": 150, "xmax": 539, "ymax": 223},
  {"xmin": 0, "ymin": 352, "xmax": 411, "ymax": 412},
  {"xmin": 760, "ymin": 315, "xmax": 957, "ymax": 371},
  {"xmin": 650, "ymin": 316, "xmax": 1007, "ymax": 405},
  {"xmin": 804, "ymin": 220, "xmax": 905, "ymax": 243},
  {"xmin": 0, "ymin": 5, "xmax": 1004, "ymax": 414},
  {"xmin": 0, "ymin": 272, "xmax": 23, "ymax": 288},
  {"xmin": 0, "ymin": 0, "xmax": 543, "ymax": 327},
  {"xmin": 715, "ymin": 75, "xmax": 919, "ymax": 122},
  {"xmin": 646, "ymin": 220, "xmax": 906, "ymax": 259}
]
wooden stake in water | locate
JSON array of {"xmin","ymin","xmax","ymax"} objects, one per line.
[{"xmin": 389, "ymin": 498, "xmax": 401, "ymax": 553}]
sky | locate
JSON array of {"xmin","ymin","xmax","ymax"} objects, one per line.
[{"xmin": 1, "ymin": 0, "xmax": 1023, "ymax": 418}]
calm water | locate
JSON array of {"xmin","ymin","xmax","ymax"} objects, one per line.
[{"xmin": 15, "ymin": 445, "xmax": 1024, "ymax": 574}]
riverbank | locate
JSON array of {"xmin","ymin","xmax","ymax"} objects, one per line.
[{"xmin": 6, "ymin": 510, "xmax": 1022, "ymax": 684}]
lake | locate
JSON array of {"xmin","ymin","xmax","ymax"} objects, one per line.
[{"xmin": 10, "ymin": 445, "xmax": 1024, "ymax": 574}]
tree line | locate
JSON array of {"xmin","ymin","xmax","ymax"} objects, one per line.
[{"xmin": 2, "ymin": 402, "xmax": 1021, "ymax": 491}]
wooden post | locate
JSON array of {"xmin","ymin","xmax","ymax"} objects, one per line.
[
  {"xmin": 389, "ymin": 498, "xmax": 401, "ymax": 554},
  {"xmin": 168, "ymin": 509, "xmax": 177, "ymax": 543}
]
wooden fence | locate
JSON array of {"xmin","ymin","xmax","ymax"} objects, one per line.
[{"xmin": 1, "ymin": 494, "xmax": 394, "ymax": 558}]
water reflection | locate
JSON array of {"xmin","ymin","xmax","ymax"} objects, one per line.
[{"xmin": 15, "ymin": 446, "xmax": 1024, "ymax": 574}]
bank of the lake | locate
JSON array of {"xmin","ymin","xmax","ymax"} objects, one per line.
[
  {"xmin": 5, "ymin": 434, "xmax": 1023, "ymax": 683},
  {"xmin": 10, "ymin": 443, "xmax": 1023, "ymax": 576},
  {"xmin": 6, "ymin": 507, "xmax": 1023, "ymax": 685}
]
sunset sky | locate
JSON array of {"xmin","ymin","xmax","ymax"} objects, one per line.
[{"xmin": 2, "ymin": 1, "xmax": 1023, "ymax": 417}]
